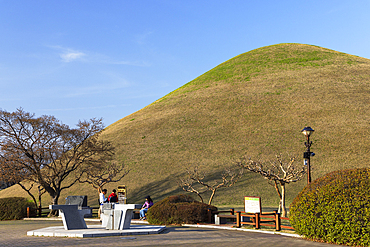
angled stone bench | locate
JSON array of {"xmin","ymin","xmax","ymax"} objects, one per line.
[
  {"xmin": 101, "ymin": 203, "xmax": 141, "ymax": 230},
  {"xmin": 49, "ymin": 204, "xmax": 87, "ymax": 230},
  {"xmin": 65, "ymin": 195, "xmax": 92, "ymax": 218}
]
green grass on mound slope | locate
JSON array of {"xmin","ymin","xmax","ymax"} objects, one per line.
[{"xmin": 2, "ymin": 43, "xmax": 370, "ymax": 209}]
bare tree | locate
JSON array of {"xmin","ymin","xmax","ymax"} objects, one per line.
[
  {"xmin": 179, "ymin": 167, "xmax": 206, "ymax": 203},
  {"xmin": 237, "ymin": 154, "xmax": 306, "ymax": 217},
  {"xmin": 179, "ymin": 166, "xmax": 243, "ymax": 205},
  {"xmin": 0, "ymin": 108, "xmax": 114, "ymax": 213},
  {"xmin": 78, "ymin": 161, "xmax": 129, "ymax": 194},
  {"xmin": 0, "ymin": 164, "xmax": 39, "ymax": 208},
  {"xmin": 0, "ymin": 150, "xmax": 47, "ymax": 211}
]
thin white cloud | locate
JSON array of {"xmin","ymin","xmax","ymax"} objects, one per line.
[
  {"xmin": 47, "ymin": 45, "xmax": 86, "ymax": 62},
  {"xmin": 48, "ymin": 45, "xmax": 149, "ymax": 66},
  {"xmin": 60, "ymin": 51, "xmax": 86, "ymax": 62}
]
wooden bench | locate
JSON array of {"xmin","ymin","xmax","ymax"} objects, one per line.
[
  {"xmin": 133, "ymin": 209, "xmax": 140, "ymax": 219},
  {"xmin": 215, "ymin": 214, "xmax": 237, "ymax": 224},
  {"xmin": 213, "ymin": 208, "xmax": 236, "ymax": 225}
]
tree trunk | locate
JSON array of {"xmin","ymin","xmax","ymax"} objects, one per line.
[
  {"xmin": 272, "ymin": 180, "xmax": 283, "ymax": 214},
  {"xmin": 38, "ymin": 186, "xmax": 43, "ymax": 209},
  {"xmin": 52, "ymin": 194, "xmax": 60, "ymax": 205},
  {"xmin": 280, "ymin": 183, "xmax": 287, "ymax": 217},
  {"xmin": 48, "ymin": 191, "xmax": 60, "ymax": 217},
  {"xmin": 208, "ymin": 190, "xmax": 216, "ymax": 205}
]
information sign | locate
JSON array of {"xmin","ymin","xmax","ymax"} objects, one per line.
[
  {"xmin": 118, "ymin": 185, "xmax": 127, "ymax": 204},
  {"xmin": 244, "ymin": 196, "xmax": 261, "ymax": 213}
]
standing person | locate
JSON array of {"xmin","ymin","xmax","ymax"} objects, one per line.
[
  {"xmin": 98, "ymin": 189, "xmax": 108, "ymax": 219},
  {"xmin": 108, "ymin": 189, "xmax": 118, "ymax": 203},
  {"xmin": 140, "ymin": 196, "xmax": 154, "ymax": 220},
  {"xmin": 100, "ymin": 189, "xmax": 108, "ymax": 204}
]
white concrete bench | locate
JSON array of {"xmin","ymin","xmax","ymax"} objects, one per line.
[{"xmin": 101, "ymin": 203, "xmax": 141, "ymax": 230}]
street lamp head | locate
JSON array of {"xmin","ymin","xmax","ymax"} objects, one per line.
[{"xmin": 301, "ymin": 126, "xmax": 314, "ymax": 137}]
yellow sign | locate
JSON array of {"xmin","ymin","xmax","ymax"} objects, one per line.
[{"xmin": 117, "ymin": 185, "xmax": 127, "ymax": 204}]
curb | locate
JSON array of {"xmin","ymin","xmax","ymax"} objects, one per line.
[
  {"xmin": 182, "ymin": 224, "xmax": 302, "ymax": 238},
  {"xmin": 23, "ymin": 217, "xmax": 101, "ymax": 222},
  {"xmin": 23, "ymin": 217, "xmax": 149, "ymax": 224},
  {"xmin": 23, "ymin": 217, "xmax": 300, "ymax": 238}
]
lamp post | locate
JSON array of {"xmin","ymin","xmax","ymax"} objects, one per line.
[{"xmin": 301, "ymin": 127, "xmax": 314, "ymax": 184}]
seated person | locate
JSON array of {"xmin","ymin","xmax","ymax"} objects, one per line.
[
  {"xmin": 140, "ymin": 195, "xmax": 154, "ymax": 220},
  {"xmin": 108, "ymin": 189, "xmax": 118, "ymax": 203}
]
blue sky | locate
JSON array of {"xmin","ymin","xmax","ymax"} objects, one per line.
[{"xmin": 1, "ymin": 1, "xmax": 369, "ymax": 127}]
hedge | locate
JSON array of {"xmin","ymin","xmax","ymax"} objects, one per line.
[
  {"xmin": 147, "ymin": 194, "xmax": 217, "ymax": 225},
  {"xmin": 0, "ymin": 197, "xmax": 35, "ymax": 220},
  {"xmin": 290, "ymin": 168, "xmax": 370, "ymax": 246}
]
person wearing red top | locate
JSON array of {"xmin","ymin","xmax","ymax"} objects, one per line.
[{"xmin": 108, "ymin": 189, "xmax": 118, "ymax": 203}]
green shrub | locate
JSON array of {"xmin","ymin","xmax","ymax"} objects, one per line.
[
  {"xmin": 0, "ymin": 197, "xmax": 35, "ymax": 220},
  {"xmin": 290, "ymin": 168, "xmax": 370, "ymax": 246},
  {"xmin": 146, "ymin": 194, "xmax": 217, "ymax": 225}
]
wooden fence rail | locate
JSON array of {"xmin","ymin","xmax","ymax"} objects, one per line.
[
  {"xmin": 26, "ymin": 206, "xmax": 100, "ymax": 218},
  {"xmin": 27, "ymin": 206, "xmax": 49, "ymax": 218}
]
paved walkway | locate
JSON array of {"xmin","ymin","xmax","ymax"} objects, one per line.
[{"xmin": 0, "ymin": 220, "xmax": 337, "ymax": 247}]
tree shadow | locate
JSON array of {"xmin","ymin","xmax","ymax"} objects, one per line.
[
  {"xmin": 127, "ymin": 167, "xmax": 244, "ymax": 205},
  {"xmin": 127, "ymin": 173, "xmax": 185, "ymax": 204}
]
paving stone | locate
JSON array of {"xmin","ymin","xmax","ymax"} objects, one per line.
[{"xmin": 0, "ymin": 219, "xmax": 338, "ymax": 247}]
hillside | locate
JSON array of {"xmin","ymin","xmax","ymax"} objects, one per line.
[{"xmin": 2, "ymin": 43, "xmax": 370, "ymax": 209}]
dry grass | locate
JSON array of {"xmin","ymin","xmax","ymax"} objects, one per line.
[{"xmin": 2, "ymin": 43, "xmax": 370, "ymax": 209}]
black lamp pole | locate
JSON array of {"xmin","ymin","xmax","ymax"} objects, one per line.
[{"xmin": 302, "ymin": 127, "xmax": 314, "ymax": 184}]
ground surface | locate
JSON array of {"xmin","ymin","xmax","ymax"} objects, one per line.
[{"xmin": 0, "ymin": 220, "xmax": 338, "ymax": 247}]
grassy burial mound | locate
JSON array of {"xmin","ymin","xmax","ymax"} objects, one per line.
[
  {"xmin": 99, "ymin": 43, "xmax": 370, "ymax": 207},
  {"xmin": 2, "ymin": 43, "xmax": 370, "ymax": 208}
]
